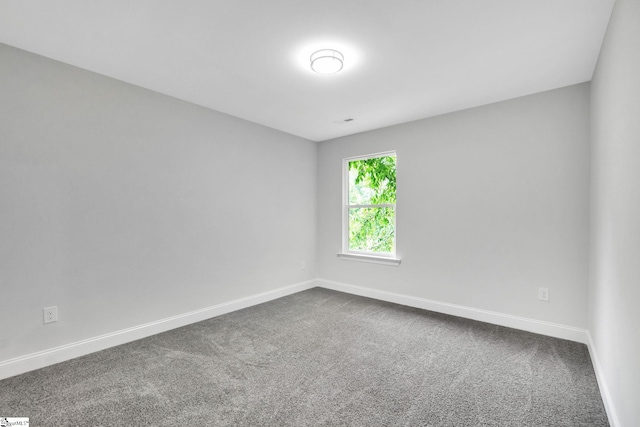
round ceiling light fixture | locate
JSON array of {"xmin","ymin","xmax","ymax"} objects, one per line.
[{"xmin": 310, "ymin": 49, "xmax": 344, "ymax": 74}]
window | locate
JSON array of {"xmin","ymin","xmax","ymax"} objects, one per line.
[{"xmin": 340, "ymin": 151, "xmax": 399, "ymax": 265}]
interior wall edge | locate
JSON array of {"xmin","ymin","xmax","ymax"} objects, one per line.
[
  {"xmin": 2, "ymin": 278, "xmax": 613, "ymax": 425},
  {"xmin": 587, "ymin": 331, "xmax": 621, "ymax": 427},
  {"xmin": 316, "ymin": 279, "xmax": 589, "ymax": 344},
  {"xmin": 317, "ymin": 279, "xmax": 618, "ymax": 423},
  {"xmin": 0, "ymin": 279, "xmax": 317, "ymax": 381}
]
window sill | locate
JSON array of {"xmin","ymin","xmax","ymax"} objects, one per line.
[{"xmin": 337, "ymin": 253, "xmax": 401, "ymax": 267}]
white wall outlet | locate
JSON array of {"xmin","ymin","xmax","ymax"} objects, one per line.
[
  {"xmin": 538, "ymin": 288, "xmax": 550, "ymax": 302},
  {"xmin": 300, "ymin": 261, "xmax": 306, "ymax": 270},
  {"xmin": 43, "ymin": 306, "xmax": 58, "ymax": 324}
]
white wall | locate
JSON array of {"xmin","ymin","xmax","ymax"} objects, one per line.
[
  {"xmin": 590, "ymin": 0, "xmax": 640, "ymax": 425},
  {"xmin": 0, "ymin": 43, "xmax": 317, "ymax": 362},
  {"xmin": 318, "ymin": 83, "xmax": 591, "ymax": 329}
]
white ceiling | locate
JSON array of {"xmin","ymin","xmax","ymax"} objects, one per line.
[{"xmin": 0, "ymin": 0, "xmax": 614, "ymax": 142}]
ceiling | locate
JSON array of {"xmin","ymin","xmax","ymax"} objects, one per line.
[{"xmin": 0, "ymin": 0, "xmax": 614, "ymax": 142}]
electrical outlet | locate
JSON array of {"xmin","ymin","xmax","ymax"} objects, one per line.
[
  {"xmin": 43, "ymin": 306, "xmax": 58, "ymax": 324},
  {"xmin": 300, "ymin": 261, "xmax": 306, "ymax": 270},
  {"xmin": 538, "ymin": 288, "xmax": 550, "ymax": 302}
]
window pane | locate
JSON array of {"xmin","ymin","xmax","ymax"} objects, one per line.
[
  {"xmin": 348, "ymin": 207, "xmax": 395, "ymax": 253},
  {"xmin": 348, "ymin": 156, "xmax": 396, "ymax": 205}
]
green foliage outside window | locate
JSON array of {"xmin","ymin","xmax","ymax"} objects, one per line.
[{"xmin": 348, "ymin": 155, "xmax": 396, "ymax": 253}]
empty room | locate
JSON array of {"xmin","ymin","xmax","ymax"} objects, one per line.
[{"xmin": 1, "ymin": 0, "xmax": 638, "ymax": 426}]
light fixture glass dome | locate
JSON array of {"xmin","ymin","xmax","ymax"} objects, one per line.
[{"xmin": 310, "ymin": 49, "xmax": 344, "ymax": 74}]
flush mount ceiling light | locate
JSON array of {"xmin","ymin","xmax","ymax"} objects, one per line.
[{"xmin": 310, "ymin": 49, "xmax": 344, "ymax": 74}]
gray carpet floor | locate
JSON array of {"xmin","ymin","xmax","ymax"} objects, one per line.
[{"xmin": 0, "ymin": 288, "xmax": 608, "ymax": 426}]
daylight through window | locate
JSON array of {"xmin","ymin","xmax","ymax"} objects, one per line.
[{"xmin": 344, "ymin": 152, "xmax": 396, "ymax": 256}]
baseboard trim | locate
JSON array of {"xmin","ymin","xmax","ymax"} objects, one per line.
[
  {"xmin": 0, "ymin": 279, "xmax": 316, "ymax": 381},
  {"xmin": 586, "ymin": 332, "xmax": 621, "ymax": 427},
  {"xmin": 317, "ymin": 279, "xmax": 589, "ymax": 344}
]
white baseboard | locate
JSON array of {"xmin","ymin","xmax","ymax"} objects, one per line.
[
  {"xmin": 587, "ymin": 332, "xmax": 621, "ymax": 427},
  {"xmin": 316, "ymin": 279, "xmax": 589, "ymax": 344},
  {"xmin": 317, "ymin": 279, "xmax": 621, "ymax": 426},
  {"xmin": 1, "ymin": 278, "xmax": 618, "ymax": 427},
  {"xmin": 0, "ymin": 279, "xmax": 316, "ymax": 381}
]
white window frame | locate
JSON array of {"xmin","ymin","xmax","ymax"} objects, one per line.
[{"xmin": 338, "ymin": 151, "xmax": 401, "ymax": 266}]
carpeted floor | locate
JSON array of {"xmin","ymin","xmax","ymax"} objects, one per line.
[{"xmin": 0, "ymin": 288, "xmax": 608, "ymax": 426}]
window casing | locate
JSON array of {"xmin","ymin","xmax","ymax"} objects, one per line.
[{"xmin": 342, "ymin": 151, "xmax": 397, "ymax": 259}]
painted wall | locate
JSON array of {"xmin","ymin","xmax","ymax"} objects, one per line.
[
  {"xmin": 0, "ymin": 44, "xmax": 317, "ymax": 362},
  {"xmin": 318, "ymin": 83, "xmax": 591, "ymax": 328},
  {"xmin": 590, "ymin": 0, "xmax": 640, "ymax": 425}
]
